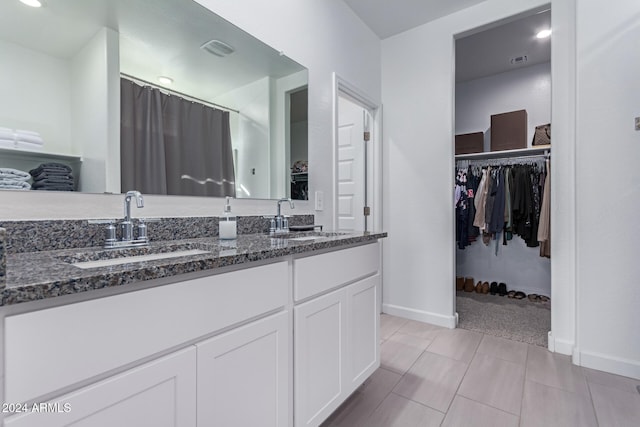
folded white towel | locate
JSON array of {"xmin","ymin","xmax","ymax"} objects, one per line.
[
  {"xmin": 0, "ymin": 131, "xmax": 13, "ymax": 140},
  {"xmin": 0, "ymin": 184, "xmax": 31, "ymax": 190},
  {"xmin": 14, "ymin": 133, "xmax": 44, "ymax": 145},
  {"xmin": 0, "ymin": 168, "xmax": 31, "ymax": 180},
  {"xmin": 15, "ymin": 140, "xmax": 43, "ymax": 150},
  {"xmin": 15, "ymin": 129, "xmax": 41, "ymax": 137},
  {"xmin": 0, "ymin": 178, "xmax": 31, "ymax": 189},
  {"xmin": 0, "ymin": 139, "xmax": 15, "ymax": 148}
]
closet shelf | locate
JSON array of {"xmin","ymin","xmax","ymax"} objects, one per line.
[
  {"xmin": 0, "ymin": 147, "xmax": 82, "ymax": 163},
  {"xmin": 455, "ymin": 145, "xmax": 550, "ymax": 160}
]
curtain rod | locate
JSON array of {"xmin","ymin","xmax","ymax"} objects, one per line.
[{"xmin": 120, "ymin": 73, "xmax": 240, "ymax": 114}]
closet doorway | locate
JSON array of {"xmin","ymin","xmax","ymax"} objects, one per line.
[{"xmin": 453, "ymin": 8, "xmax": 552, "ymax": 347}]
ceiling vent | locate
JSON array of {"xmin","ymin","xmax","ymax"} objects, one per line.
[
  {"xmin": 201, "ymin": 40, "xmax": 235, "ymax": 57},
  {"xmin": 510, "ymin": 55, "xmax": 528, "ymax": 66}
]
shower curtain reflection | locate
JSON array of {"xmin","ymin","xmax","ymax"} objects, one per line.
[{"xmin": 120, "ymin": 79, "xmax": 236, "ymax": 197}]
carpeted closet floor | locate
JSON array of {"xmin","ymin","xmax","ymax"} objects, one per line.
[{"xmin": 456, "ymin": 291, "xmax": 551, "ymax": 347}]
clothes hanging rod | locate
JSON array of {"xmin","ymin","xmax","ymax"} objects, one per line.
[
  {"xmin": 456, "ymin": 151, "xmax": 549, "ymax": 168},
  {"xmin": 457, "ymin": 153, "xmax": 547, "ymax": 164},
  {"xmin": 454, "ymin": 145, "xmax": 550, "ymax": 160},
  {"xmin": 120, "ymin": 73, "xmax": 240, "ymax": 114}
]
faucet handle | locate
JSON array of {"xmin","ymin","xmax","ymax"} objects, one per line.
[
  {"xmin": 137, "ymin": 219, "xmax": 148, "ymax": 241},
  {"xmin": 104, "ymin": 223, "xmax": 117, "ymax": 243}
]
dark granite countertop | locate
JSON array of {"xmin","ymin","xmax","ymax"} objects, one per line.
[{"xmin": 1, "ymin": 230, "xmax": 386, "ymax": 307}]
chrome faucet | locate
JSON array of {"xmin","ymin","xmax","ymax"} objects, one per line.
[
  {"xmin": 121, "ymin": 191, "xmax": 144, "ymax": 241},
  {"xmin": 97, "ymin": 191, "xmax": 150, "ymax": 249},
  {"xmin": 270, "ymin": 198, "xmax": 295, "ymax": 235}
]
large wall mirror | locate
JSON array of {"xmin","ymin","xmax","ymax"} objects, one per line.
[{"xmin": 0, "ymin": 0, "xmax": 308, "ymax": 200}]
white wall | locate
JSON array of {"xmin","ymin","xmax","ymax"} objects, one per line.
[
  {"xmin": 456, "ymin": 61, "xmax": 551, "ymax": 150},
  {"xmin": 457, "ymin": 239, "xmax": 551, "ymax": 297},
  {"xmin": 381, "ymin": 0, "xmax": 550, "ymax": 329},
  {"xmin": 574, "ymin": 0, "xmax": 640, "ymax": 379},
  {"xmin": 0, "ymin": 40, "xmax": 72, "ymax": 154},
  {"xmin": 455, "ymin": 62, "xmax": 551, "ymax": 296},
  {"xmin": 216, "ymin": 77, "xmax": 271, "ymax": 199},
  {"xmin": 71, "ymin": 27, "xmax": 120, "ymax": 194}
]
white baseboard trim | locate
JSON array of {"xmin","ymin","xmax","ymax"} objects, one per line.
[
  {"xmin": 578, "ymin": 349, "xmax": 640, "ymax": 380},
  {"xmin": 382, "ymin": 303, "xmax": 456, "ymax": 329},
  {"xmin": 547, "ymin": 333, "xmax": 574, "ymax": 356}
]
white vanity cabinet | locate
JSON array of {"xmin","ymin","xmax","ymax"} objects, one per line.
[
  {"xmin": 4, "ymin": 347, "xmax": 197, "ymax": 427},
  {"xmin": 1, "ymin": 240, "xmax": 383, "ymax": 427},
  {"xmin": 196, "ymin": 311, "xmax": 289, "ymax": 427},
  {"xmin": 293, "ymin": 243, "xmax": 380, "ymax": 427},
  {"xmin": 2, "ymin": 261, "xmax": 288, "ymax": 427}
]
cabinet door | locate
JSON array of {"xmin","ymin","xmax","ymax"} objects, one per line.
[
  {"xmin": 197, "ymin": 312, "xmax": 289, "ymax": 427},
  {"xmin": 4, "ymin": 347, "xmax": 196, "ymax": 427},
  {"xmin": 294, "ymin": 289, "xmax": 347, "ymax": 427},
  {"xmin": 345, "ymin": 274, "xmax": 380, "ymax": 393}
]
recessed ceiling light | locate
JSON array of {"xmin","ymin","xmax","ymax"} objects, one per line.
[
  {"xmin": 158, "ymin": 76, "xmax": 173, "ymax": 85},
  {"xmin": 19, "ymin": 0, "xmax": 43, "ymax": 7},
  {"xmin": 536, "ymin": 29, "xmax": 552, "ymax": 39}
]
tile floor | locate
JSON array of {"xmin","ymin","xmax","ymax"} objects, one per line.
[{"xmin": 321, "ymin": 314, "xmax": 640, "ymax": 427}]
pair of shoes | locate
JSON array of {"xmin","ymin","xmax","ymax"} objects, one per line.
[
  {"xmin": 489, "ymin": 282, "xmax": 498, "ymax": 295},
  {"xmin": 539, "ymin": 295, "xmax": 550, "ymax": 302},
  {"xmin": 481, "ymin": 281, "xmax": 490, "ymax": 294},
  {"xmin": 507, "ymin": 290, "xmax": 516, "ymax": 298},
  {"xmin": 514, "ymin": 291, "xmax": 526, "ymax": 299},
  {"xmin": 528, "ymin": 293, "xmax": 540, "ymax": 302},
  {"xmin": 456, "ymin": 277, "xmax": 464, "ymax": 291},
  {"xmin": 464, "ymin": 277, "xmax": 475, "ymax": 292},
  {"xmin": 474, "ymin": 281, "xmax": 483, "ymax": 293},
  {"xmin": 498, "ymin": 282, "xmax": 507, "ymax": 296}
]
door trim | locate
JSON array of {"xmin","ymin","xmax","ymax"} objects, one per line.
[{"xmin": 332, "ymin": 73, "xmax": 382, "ymax": 233}]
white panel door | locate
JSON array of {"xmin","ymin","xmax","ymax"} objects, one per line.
[
  {"xmin": 345, "ymin": 275, "xmax": 380, "ymax": 393},
  {"xmin": 197, "ymin": 312, "xmax": 289, "ymax": 427},
  {"xmin": 338, "ymin": 96, "xmax": 365, "ymax": 231},
  {"xmin": 4, "ymin": 347, "xmax": 196, "ymax": 427},
  {"xmin": 294, "ymin": 288, "xmax": 347, "ymax": 427}
]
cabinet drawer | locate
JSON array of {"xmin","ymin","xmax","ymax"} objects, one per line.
[
  {"xmin": 293, "ymin": 242, "xmax": 379, "ymax": 302},
  {"xmin": 5, "ymin": 261, "xmax": 288, "ymax": 404}
]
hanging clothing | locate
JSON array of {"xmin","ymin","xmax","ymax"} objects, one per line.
[
  {"xmin": 503, "ymin": 168, "xmax": 513, "ymax": 241},
  {"xmin": 473, "ymin": 168, "xmax": 488, "ymax": 232},
  {"xmin": 538, "ymin": 158, "xmax": 551, "ymax": 257},
  {"xmin": 455, "ymin": 169, "xmax": 470, "ymax": 250},
  {"xmin": 488, "ymin": 168, "xmax": 505, "ymax": 234},
  {"xmin": 456, "ymin": 155, "xmax": 550, "ymax": 257},
  {"xmin": 484, "ymin": 170, "xmax": 496, "ymax": 233},
  {"xmin": 511, "ymin": 165, "xmax": 539, "ymax": 247}
]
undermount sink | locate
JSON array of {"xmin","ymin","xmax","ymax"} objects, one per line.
[
  {"xmin": 284, "ymin": 231, "xmax": 351, "ymax": 241},
  {"xmin": 59, "ymin": 243, "xmax": 211, "ymax": 269}
]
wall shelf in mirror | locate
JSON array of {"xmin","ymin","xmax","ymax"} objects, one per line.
[{"xmin": 0, "ymin": 147, "xmax": 82, "ymax": 163}]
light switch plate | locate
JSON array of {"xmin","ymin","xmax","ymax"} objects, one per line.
[{"xmin": 635, "ymin": 117, "xmax": 640, "ymax": 131}]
